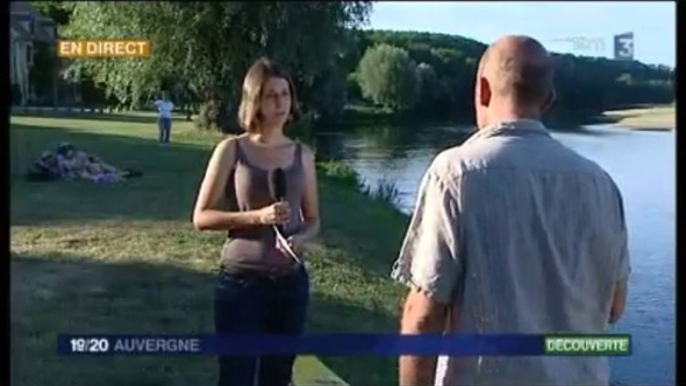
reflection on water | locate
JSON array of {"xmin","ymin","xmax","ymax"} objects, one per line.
[
  {"xmin": 314, "ymin": 123, "xmax": 675, "ymax": 386},
  {"xmin": 315, "ymin": 124, "xmax": 475, "ymax": 212}
]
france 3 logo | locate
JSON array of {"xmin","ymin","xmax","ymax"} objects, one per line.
[{"xmin": 614, "ymin": 32, "xmax": 634, "ymax": 61}]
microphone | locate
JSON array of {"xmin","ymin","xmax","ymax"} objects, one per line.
[
  {"xmin": 270, "ymin": 167, "xmax": 287, "ymax": 233},
  {"xmin": 269, "ymin": 168, "xmax": 300, "ymax": 263},
  {"xmin": 272, "ymin": 167, "xmax": 286, "ymax": 202}
]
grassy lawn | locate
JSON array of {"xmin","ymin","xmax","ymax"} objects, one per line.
[{"xmin": 10, "ymin": 113, "xmax": 409, "ymax": 385}]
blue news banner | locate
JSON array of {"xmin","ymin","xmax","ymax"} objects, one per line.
[{"xmin": 57, "ymin": 334, "xmax": 632, "ymax": 356}]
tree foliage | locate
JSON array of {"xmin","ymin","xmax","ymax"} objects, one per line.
[
  {"xmin": 34, "ymin": 1, "xmax": 673, "ymax": 130},
  {"xmin": 351, "ymin": 30, "xmax": 674, "ymax": 123},
  {"xmin": 414, "ymin": 62, "xmax": 440, "ymax": 112},
  {"xmin": 60, "ymin": 1, "xmax": 371, "ymax": 130},
  {"xmin": 31, "ymin": 1, "xmax": 73, "ymax": 25},
  {"xmin": 356, "ymin": 44, "xmax": 418, "ymax": 111},
  {"xmin": 28, "ymin": 42, "xmax": 60, "ymax": 105}
]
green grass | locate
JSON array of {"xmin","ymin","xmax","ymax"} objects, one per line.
[{"xmin": 10, "ymin": 113, "xmax": 410, "ymax": 385}]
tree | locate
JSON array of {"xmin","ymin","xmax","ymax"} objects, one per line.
[
  {"xmin": 28, "ymin": 42, "xmax": 60, "ymax": 105},
  {"xmin": 616, "ymin": 73, "xmax": 634, "ymax": 86},
  {"xmin": 348, "ymin": 29, "xmax": 674, "ymax": 126},
  {"xmin": 356, "ymin": 44, "xmax": 418, "ymax": 111},
  {"xmin": 310, "ymin": 64, "xmax": 348, "ymax": 120},
  {"xmin": 61, "ymin": 1, "xmax": 371, "ymax": 131},
  {"xmin": 31, "ymin": 1, "xmax": 73, "ymax": 25},
  {"xmin": 414, "ymin": 62, "xmax": 438, "ymax": 112},
  {"xmin": 31, "ymin": 2, "xmax": 77, "ymax": 106}
]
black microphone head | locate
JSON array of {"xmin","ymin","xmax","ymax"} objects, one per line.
[{"xmin": 271, "ymin": 168, "xmax": 287, "ymax": 201}]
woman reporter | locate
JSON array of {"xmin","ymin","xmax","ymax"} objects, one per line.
[{"xmin": 192, "ymin": 57, "xmax": 320, "ymax": 386}]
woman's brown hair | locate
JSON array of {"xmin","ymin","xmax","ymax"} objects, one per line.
[{"xmin": 237, "ymin": 57, "xmax": 302, "ymax": 133}]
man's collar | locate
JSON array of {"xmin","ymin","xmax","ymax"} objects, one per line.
[{"xmin": 464, "ymin": 119, "xmax": 549, "ymax": 145}]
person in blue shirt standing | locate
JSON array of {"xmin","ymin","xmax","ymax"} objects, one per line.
[{"xmin": 153, "ymin": 91, "xmax": 175, "ymax": 144}]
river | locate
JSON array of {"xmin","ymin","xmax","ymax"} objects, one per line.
[{"xmin": 314, "ymin": 122, "xmax": 675, "ymax": 386}]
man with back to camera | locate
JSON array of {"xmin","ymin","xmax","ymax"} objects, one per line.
[
  {"xmin": 391, "ymin": 35, "xmax": 630, "ymax": 386},
  {"xmin": 153, "ymin": 91, "xmax": 174, "ymax": 144}
]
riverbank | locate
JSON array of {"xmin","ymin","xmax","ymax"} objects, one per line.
[
  {"xmin": 596, "ymin": 105, "xmax": 675, "ymax": 131},
  {"xmin": 10, "ymin": 113, "xmax": 408, "ymax": 385},
  {"xmin": 325, "ymin": 103, "xmax": 677, "ymax": 133}
]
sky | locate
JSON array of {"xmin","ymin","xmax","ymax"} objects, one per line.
[{"xmin": 367, "ymin": 1, "xmax": 676, "ymax": 67}]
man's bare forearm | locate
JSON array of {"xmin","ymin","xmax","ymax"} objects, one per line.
[
  {"xmin": 400, "ymin": 322, "xmax": 443, "ymax": 386},
  {"xmin": 400, "ymin": 353, "xmax": 439, "ymax": 386},
  {"xmin": 399, "ymin": 292, "xmax": 450, "ymax": 386}
]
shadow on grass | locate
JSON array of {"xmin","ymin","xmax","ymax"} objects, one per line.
[
  {"xmin": 11, "ymin": 111, "xmax": 190, "ymax": 125},
  {"xmin": 11, "ymin": 252, "xmax": 217, "ymax": 386},
  {"xmin": 11, "ymin": 252, "xmax": 399, "ymax": 386}
]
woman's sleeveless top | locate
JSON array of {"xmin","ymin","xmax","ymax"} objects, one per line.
[{"xmin": 220, "ymin": 138, "xmax": 306, "ymax": 275}]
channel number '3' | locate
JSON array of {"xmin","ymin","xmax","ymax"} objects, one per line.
[{"xmin": 617, "ymin": 37, "xmax": 634, "ymax": 58}]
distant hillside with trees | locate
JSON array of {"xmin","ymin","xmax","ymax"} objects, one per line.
[
  {"xmin": 347, "ymin": 30, "xmax": 675, "ymax": 125},
  {"xmin": 33, "ymin": 2, "xmax": 674, "ymax": 130}
]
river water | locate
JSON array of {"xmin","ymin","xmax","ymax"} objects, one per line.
[{"xmin": 314, "ymin": 123, "xmax": 675, "ymax": 385}]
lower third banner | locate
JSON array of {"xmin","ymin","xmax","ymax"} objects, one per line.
[{"xmin": 57, "ymin": 333, "xmax": 631, "ymax": 356}]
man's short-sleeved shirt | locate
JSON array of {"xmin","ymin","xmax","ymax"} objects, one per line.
[
  {"xmin": 391, "ymin": 119, "xmax": 630, "ymax": 386},
  {"xmin": 154, "ymin": 100, "xmax": 174, "ymax": 119}
]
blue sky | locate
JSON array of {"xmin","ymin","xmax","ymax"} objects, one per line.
[{"xmin": 367, "ymin": 1, "xmax": 675, "ymax": 67}]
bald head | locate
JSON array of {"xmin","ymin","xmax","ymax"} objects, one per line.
[{"xmin": 478, "ymin": 35, "xmax": 555, "ymax": 109}]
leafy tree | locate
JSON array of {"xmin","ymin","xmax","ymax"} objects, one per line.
[
  {"xmin": 616, "ymin": 73, "xmax": 633, "ymax": 86},
  {"xmin": 356, "ymin": 44, "xmax": 418, "ymax": 111},
  {"xmin": 30, "ymin": 2, "xmax": 77, "ymax": 106},
  {"xmin": 310, "ymin": 64, "xmax": 348, "ymax": 119},
  {"xmin": 414, "ymin": 62, "xmax": 439, "ymax": 112},
  {"xmin": 31, "ymin": 1, "xmax": 73, "ymax": 25},
  {"xmin": 30, "ymin": 2, "xmax": 676, "ymax": 129},
  {"xmin": 352, "ymin": 30, "xmax": 673, "ymax": 124},
  {"xmin": 28, "ymin": 42, "xmax": 60, "ymax": 105},
  {"xmin": 61, "ymin": 1, "xmax": 371, "ymax": 131}
]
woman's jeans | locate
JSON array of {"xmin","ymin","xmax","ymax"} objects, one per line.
[{"xmin": 214, "ymin": 265, "xmax": 310, "ymax": 386}]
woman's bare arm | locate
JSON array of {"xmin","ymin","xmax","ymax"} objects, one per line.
[
  {"xmin": 294, "ymin": 144, "xmax": 321, "ymax": 241},
  {"xmin": 192, "ymin": 137, "xmax": 263, "ymax": 231}
]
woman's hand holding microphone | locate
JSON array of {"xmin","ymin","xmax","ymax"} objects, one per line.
[
  {"xmin": 257, "ymin": 201, "xmax": 291, "ymax": 226},
  {"xmin": 256, "ymin": 201, "xmax": 305, "ymax": 258}
]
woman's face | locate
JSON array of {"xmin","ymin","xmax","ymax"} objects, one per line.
[{"xmin": 259, "ymin": 77, "xmax": 291, "ymax": 127}]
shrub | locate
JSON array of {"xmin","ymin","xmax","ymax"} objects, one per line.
[
  {"xmin": 316, "ymin": 160, "xmax": 364, "ymax": 190},
  {"xmin": 194, "ymin": 99, "xmax": 236, "ymax": 133},
  {"xmin": 362, "ymin": 176, "xmax": 400, "ymax": 206}
]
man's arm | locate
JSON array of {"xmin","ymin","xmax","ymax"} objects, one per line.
[
  {"xmin": 390, "ymin": 162, "xmax": 462, "ymax": 386},
  {"xmin": 400, "ymin": 289, "xmax": 453, "ymax": 386},
  {"xmin": 609, "ymin": 279, "xmax": 627, "ymax": 324},
  {"xmin": 608, "ymin": 181, "xmax": 630, "ymax": 324}
]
